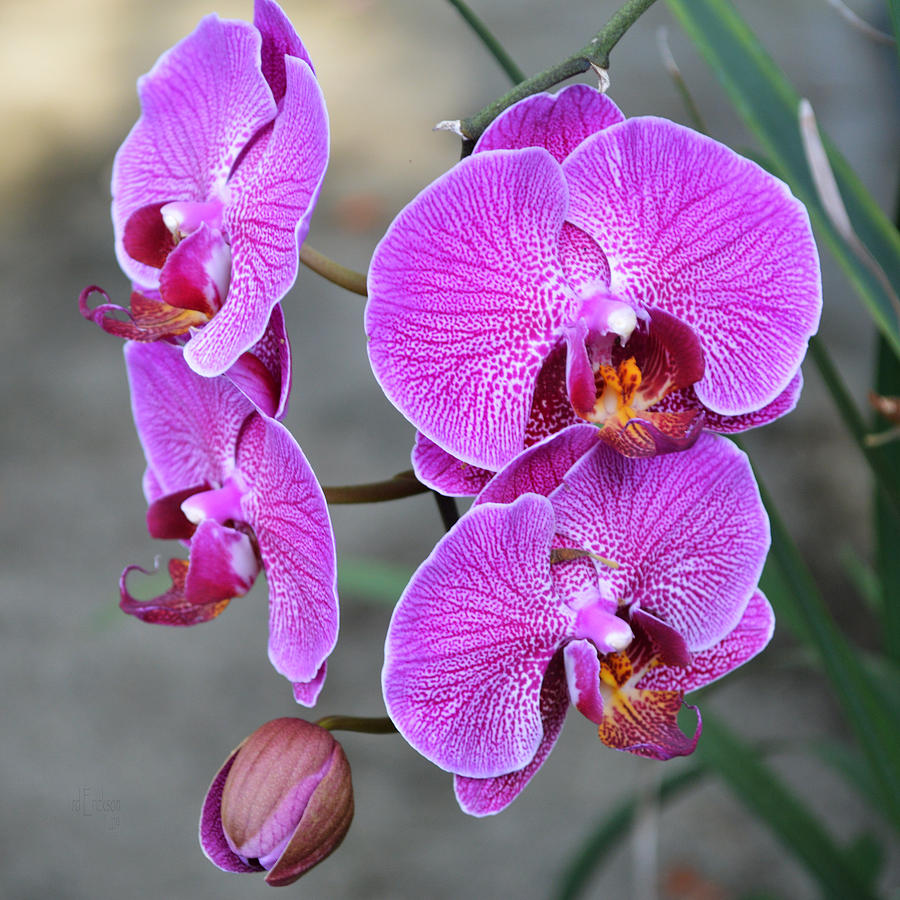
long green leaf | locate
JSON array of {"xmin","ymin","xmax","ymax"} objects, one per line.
[
  {"xmin": 697, "ymin": 714, "xmax": 878, "ymax": 900},
  {"xmin": 752, "ymin": 470, "xmax": 900, "ymax": 830},
  {"xmin": 874, "ymin": 334, "xmax": 900, "ymax": 661},
  {"xmin": 667, "ymin": 0, "xmax": 900, "ymax": 357},
  {"xmin": 554, "ymin": 765, "xmax": 705, "ymax": 900}
]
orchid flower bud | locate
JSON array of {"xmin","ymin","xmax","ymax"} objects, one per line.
[{"xmin": 200, "ymin": 718, "xmax": 353, "ymax": 886}]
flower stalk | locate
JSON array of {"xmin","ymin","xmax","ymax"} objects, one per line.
[
  {"xmin": 300, "ymin": 244, "xmax": 368, "ymax": 297},
  {"xmin": 323, "ymin": 471, "xmax": 429, "ymax": 504},
  {"xmin": 458, "ymin": 0, "xmax": 659, "ymax": 146}
]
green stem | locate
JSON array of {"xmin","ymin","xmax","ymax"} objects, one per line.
[
  {"xmin": 445, "ymin": 0, "xmax": 525, "ymax": 85},
  {"xmin": 323, "ymin": 471, "xmax": 429, "ymax": 504},
  {"xmin": 459, "ymin": 0, "xmax": 659, "ymax": 145},
  {"xmin": 315, "ymin": 715, "xmax": 398, "ymax": 734},
  {"xmin": 299, "ymin": 244, "xmax": 368, "ymax": 297}
]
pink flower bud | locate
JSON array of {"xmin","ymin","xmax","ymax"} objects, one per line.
[{"xmin": 200, "ymin": 718, "xmax": 353, "ymax": 886}]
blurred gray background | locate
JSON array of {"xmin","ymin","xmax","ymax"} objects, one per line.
[{"xmin": 2, "ymin": 0, "xmax": 897, "ymax": 897}]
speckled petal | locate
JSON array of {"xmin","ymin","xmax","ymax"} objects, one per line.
[
  {"xmin": 564, "ymin": 117, "xmax": 821, "ymax": 416},
  {"xmin": 235, "ymin": 414, "xmax": 338, "ymax": 689},
  {"xmin": 476, "ymin": 423, "xmax": 599, "ymax": 506},
  {"xmin": 366, "ymin": 148, "xmax": 575, "ymax": 471},
  {"xmin": 254, "ymin": 0, "xmax": 315, "ymax": 100},
  {"xmin": 292, "ymin": 663, "xmax": 327, "ymax": 707},
  {"xmin": 112, "ymin": 15, "xmax": 276, "ymax": 287},
  {"xmin": 637, "ymin": 590, "xmax": 774, "ymax": 693},
  {"xmin": 411, "ymin": 432, "xmax": 494, "ymax": 497},
  {"xmin": 124, "ymin": 341, "xmax": 253, "ymax": 495},
  {"xmin": 383, "ymin": 495, "xmax": 570, "ymax": 778},
  {"xmin": 475, "ymin": 84, "xmax": 624, "ymax": 162},
  {"xmin": 454, "ymin": 654, "xmax": 570, "ymax": 816},
  {"xmin": 549, "ymin": 433, "xmax": 769, "ymax": 651},
  {"xmin": 224, "ymin": 304, "xmax": 293, "ymax": 419},
  {"xmin": 184, "ymin": 56, "xmax": 328, "ymax": 376}
]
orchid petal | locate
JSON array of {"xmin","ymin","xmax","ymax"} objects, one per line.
[
  {"xmin": 292, "ymin": 662, "xmax": 327, "ymax": 708},
  {"xmin": 476, "ymin": 424, "xmax": 599, "ymax": 506},
  {"xmin": 366, "ymin": 148, "xmax": 575, "ymax": 471},
  {"xmin": 254, "ymin": 0, "xmax": 315, "ymax": 100},
  {"xmin": 454, "ymin": 654, "xmax": 570, "ymax": 816},
  {"xmin": 564, "ymin": 639, "xmax": 605, "ymax": 724},
  {"xmin": 411, "ymin": 432, "xmax": 494, "ymax": 497},
  {"xmin": 185, "ymin": 56, "xmax": 329, "ymax": 376},
  {"xmin": 146, "ymin": 484, "xmax": 207, "ymax": 539},
  {"xmin": 124, "ymin": 341, "xmax": 253, "ymax": 494},
  {"xmin": 112, "ymin": 15, "xmax": 276, "ymax": 287},
  {"xmin": 564, "ymin": 117, "xmax": 821, "ymax": 416},
  {"xmin": 200, "ymin": 748, "xmax": 265, "ymax": 874},
  {"xmin": 383, "ymin": 496, "xmax": 570, "ymax": 778},
  {"xmin": 550, "ymin": 433, "xmax": 769, "ymax": 651},
  {"xmin": 637, "ymin": 591, "xmax": 774, "ymax": 693},
  {"xmin": 122, "ymin": 201, "xmax": 176, "ymax": 268},
  {"xmin": 524, "ymin": 341, "xmax": 581, "ymax": 446},
  {"xmin": 558, "ymin": 221, "xmax": 611, "ymax": 296},
  {"xmin": 475, "ymin": 84, "xmax": 624, "ymax": 162},
  {"xmin": 235, "ymin": 415, "xmax": 337, "ymax": 687},
  {"xmin": 228, "ymin": 303, "xmax": 292, "ymax": 420}
]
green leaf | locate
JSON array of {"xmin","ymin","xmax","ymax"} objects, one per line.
[
  {"xmin": 750, "ymin": 466, "xmax": 900, "ymax": 830},
  {"xmin": 874, "ymin": 334, "xmax": 900, "ymax": 661},
  {"xmin": 554, "ymin": 765, "xmax": 705, "ymax": 900},
  {"xmin": 666, "ymin": 0, "xmax": 900, "ymax": 357},
  {"xmin": 337, "ymin": 557, "xmax": 413, "ymax": 605},
  {"xmin": 696, "ymin": 714, "xmax": 878, "ymax": 900}
]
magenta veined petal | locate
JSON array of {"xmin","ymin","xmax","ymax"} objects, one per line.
[
  {"xmin": 235, "ymin": 415, "xmax": 338, "ymax": 691},
  {"xmin": 475, "ymin": 423, "xmax": 600, "ymax": 506},
  {"xmin": 383, "ymin": 495, "xmax": 570, "ymax": 778},
  {"xmin": 411, "ymin": 432, "xmax": 494, "ymax": 497},
  {"xmin": 637, "ymin": 590, "xmax": 775, "ymax": 693},
  {"xmin": 112, "ymin": 14, "xmax": 277, "ymax": 288},
  {"xmin": 454, "ymin": 654, "xmax": 570, "ymax": 816},
  {"xmin": 185, "ymin": 55, "xmax": 329, "ymax": 376},
  {"xmin": 124, "ymin": 342, "xmax": 254, "ymax": 495},
  {"xmin": 475, "ymin": 83, "xmax": 625, "ymax": 162},
  {"xmin": 563, "ymin": 116, "xmax": 822, "ymax": 416},
  {"xmin": 254, "ymin": 0, "xmax": 315, "ymax": 100},
  {"xmin": 366, "ymin": 148, "xmax": 576, "ymax": 471},
  {"xmin": 549, "ymin": 433, "xmax": 770, "ymax": 651}
]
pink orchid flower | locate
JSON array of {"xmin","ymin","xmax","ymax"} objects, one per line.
[
  {"xmin": 383, "ymin": 426, "xmax": 773, "ymax": 815},
  {"xmin": 366, "ymin": 85, "xmax": 821, "ymax": 493},
  {"xmin": 81, "ymin": 0, "xmax": 328, "ymax": 388},
  {"xmin": 120, "ymin": 341, "xmax": 337, "ymax": 706}
]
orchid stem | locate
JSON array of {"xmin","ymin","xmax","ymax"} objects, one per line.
[
  {"xmin": 433, "ymin": 492, "xmax": 461, "ymax": 531},
  {"xmin": 299, "ymin": 244, "xmax": 368, "ymax": 297},
  {"xmin": 458, "ymin": 0, "xmax": 659, "ymax": 147},
  {"xmin": 445, "ymin": 0, "xmax": 526, "ymax": 84},
  {"xmin": 315, "ymin": 715, "xmax": 398, "ymax": 734},
  {"xmin": 323, "ymin": 471, "xmax": 429, "ymax": 504}
]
